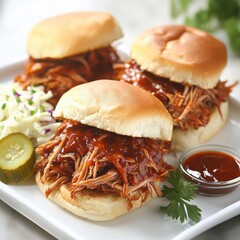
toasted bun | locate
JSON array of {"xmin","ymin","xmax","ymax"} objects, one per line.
[
  {"xmin": 53, "ymin": 80, "xmax": 173, "ymax": 141},
  {"xmin": 27, "ymin": 12, "xmax": 123, "ymax": 59},
  {"xmin": 172, "ymin": 101, "xmax": 228, "ymax": 151},
  {"xmin": 131, "ymin": 25, "xmax": 227, "ymax": 89},
  {"xmin": 35, "ymin": 173, "xmax": 156, "ymax": 221}
]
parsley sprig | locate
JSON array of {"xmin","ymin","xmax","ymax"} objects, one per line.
[
  {"xmin": 161, "ymin": 168, "xmax": 202, "ymax": 223},
  {"xmin": 171, "ymin": 0, "xmax": 240, "ymax": 55}
]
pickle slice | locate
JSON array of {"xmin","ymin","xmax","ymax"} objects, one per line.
[{"xmin": 0, "ymin": 133, "xmax": 35, "ymax": 184}]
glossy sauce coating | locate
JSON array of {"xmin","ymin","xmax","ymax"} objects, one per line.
[
  {"xmin": 61, "ymin": 121, "xmax": 170, "ymax": 183},
  {"xmin": 183, "ymin": 151, "xmax": 240, "ymax": 182},
  {"xmin": 121, "ymin": 59, "xmax": 184, "ymax": 106},
  {"xmin": 38, "ymin": 120, "xmax": 172, "ymax": 188}
]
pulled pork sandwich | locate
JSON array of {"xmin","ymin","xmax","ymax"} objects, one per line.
[
  {"xmin": 119, "ymin": 25, "xmax": 236, "ymax": 151},
  {"xmin": 15, "ymin": 12, "xmax": 123, "ymax": 106},
  {"xmin": 34, "ymin": 80, "xmax": 173, "ymax": 221}
]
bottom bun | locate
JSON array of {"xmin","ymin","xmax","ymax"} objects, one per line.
[
  {"xmin": 35, "ymin": 173, "xmax": 157, "ymax": 221},
  {"xmin": 172, "ymin": 101, "xmax": 229, "ymax": 151}
]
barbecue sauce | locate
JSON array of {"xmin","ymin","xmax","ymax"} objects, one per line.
[
  {"xmin": 181, "ymin": 150, "xmax": 240, "ymax": 195},
  {"xmin": 38, "ymin": 120, "xmax": 171, "ymax": 188},
  {"xmin": 16, "ymin": 46, "xmax": 121, "ymax": 107},
  {"xmin": 182, "ymin": 151, "xmax": 240, "ymax": 182},
  {"xmin": 120, "ymin": 59, "xmax": 184, "ymax": 106}
]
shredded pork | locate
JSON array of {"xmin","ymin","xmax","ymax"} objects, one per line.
[
  {"xmin": 35, "ymin": 120, "xmax": 171, "ymax": 209},
  {"xmin": 15, "ymin": 46, "xmax": 122, "ymax": 106},
  {"xmin": 118, "ymin": 59, "xmax": 236, "ymax": 130}
]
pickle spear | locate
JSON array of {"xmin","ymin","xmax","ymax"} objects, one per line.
[{"xmin": 0, "ymin": 133, "xmax": 35, "ymax": 184}]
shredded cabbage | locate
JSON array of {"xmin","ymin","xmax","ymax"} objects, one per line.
[{"xmin": 0, "ymin": 83, "xmax": 60, "ymax": 145}]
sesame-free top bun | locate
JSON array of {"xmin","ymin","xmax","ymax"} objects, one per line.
[
  {"xmin": 53, "ymin": 80, "xmax": 173, "ymax": 141},
  {"xmin": 27, "ymin": 12, "xmax": 123, "ymax": 59},
  {"xmin": 131, "ymin": 25, "xmax": 227, "ymax": 89},
  {"xmin": 37, "ymin": 80, "xmax": 172, "ymax": 221}
]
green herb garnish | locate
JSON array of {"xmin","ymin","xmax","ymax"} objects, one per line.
[
  {"xmin": 30, "ymin": 110, "xmax": 36, "ymax": 116},
  {"xmin": 28, "ymin": 99, "xmax": 34, "ymax": 105},
  {"xmin": 161, "ymin": 168, "xmax": 202, "ymax": 223},
  {"xmin": 16, "ymin": 97, "xmax": 21, "ymax": 103},
  {"xmin": 1, "ymin": 103, "xmax": 6, "ymax": 110},
  {"xmin": 171, "ymin": 0, "xmax": 240, "ymax": 55},
  {"xmin": 39, "ymin": 105, "xmax": 45, "ymax": 113}
]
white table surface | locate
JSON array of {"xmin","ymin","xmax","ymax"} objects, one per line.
[{"xmin": 0, "ymin": 1, "xmax": 239, "ymax": 240}]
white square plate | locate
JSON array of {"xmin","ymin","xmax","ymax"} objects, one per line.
[{"xmin": 0, "ymin": 61, "xmax": 239, "ymax": 240}]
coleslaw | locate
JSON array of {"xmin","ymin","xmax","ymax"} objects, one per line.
[{"xmin": 0, "ymin": 83, "xmax": 60, "ymax": 145}]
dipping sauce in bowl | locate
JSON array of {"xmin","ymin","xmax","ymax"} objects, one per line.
[{"xmin": 179, "ymin": 145, "xmax": 240, "ymax": 196}]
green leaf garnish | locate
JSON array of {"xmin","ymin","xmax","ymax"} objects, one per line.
[
  {"xmin": 16, "ymin": 97, "xmax": 21, "ymax": 103},
  {"xmin": 30, "ymin": 110, "xmax": 36, "ymax": 116},
  {"xmin": 161, "ymin": 168, "xmax": 202, "ymax": 223},
  {"xmin": 171, "ymin": 0, "xmax": 240, "ymax": 55},
  {"xmin": 39, "ymin": 105, "xmax": 45, "ymax": 112},
  {"xmin": 171, "ymin": 0, "xmax": 192, "ymax": 19},
  {"xmin": 28, "ymin": 99, "xmax": 34, "ymax": 105},
  {"xmin": 1, "ymin": 103, "xmax": 6, "ymax": 110}
]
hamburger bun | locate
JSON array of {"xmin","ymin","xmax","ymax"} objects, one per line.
[
  {"xmin": 27, "ymin": 12, "xmax": 123, "ymax": 59},
  {"xmin": 131, "ymin": 25, "xmax": 227, "ymax": 89},
  {"xmin": 35, "ymin": 172, "xmax": 156, "ymax": 221},
  {"xmin": 53, "ymin": 80, "xmax": 173, "ymax": 141},
  {"xmin": 172, "ymin": 101, "xmax": 229, "ymax": 151},
  {"xmin": 36, "ymin": 80, "xmax": 173, "ymax": 221}
]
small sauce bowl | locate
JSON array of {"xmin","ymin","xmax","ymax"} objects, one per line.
[{"xmin": 179, "ymin": 144, "xmax": 240, "ymax": 196}]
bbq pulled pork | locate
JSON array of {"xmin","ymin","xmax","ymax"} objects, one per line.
[
  {"xmin": 35, "ymin": 120, "xmax": 171, "ymax": 209},
  {"xmin": 15, "ymin": 46, "xmax": 122, "ymax": 107},
  {"xmin": 118, "ymin": 59, "xmax": 236, "ymax": 130}
]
